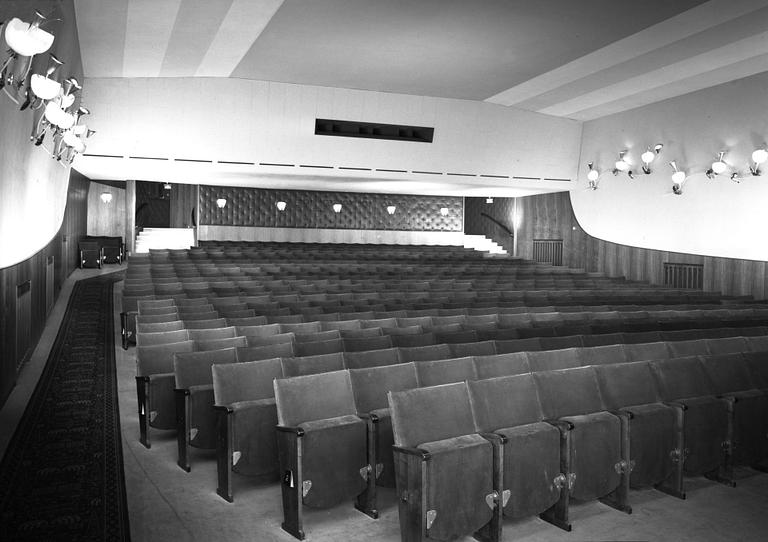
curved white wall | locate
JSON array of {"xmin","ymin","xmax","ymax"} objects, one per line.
[
  {"xmin": 0, "ymin": 0, "xmax": 84, "ymax": 270},
  {"xmin": 571, "ymin": 71, "xmax": 768, "ymax": 261},
  {"xmin": 79, "ymin": 77, "xmax": 581, "ymax": 194}
]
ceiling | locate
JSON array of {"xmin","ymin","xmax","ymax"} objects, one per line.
[{"xmin": 69, "ymin": 0, "xmax": 768, "ymax": 194}]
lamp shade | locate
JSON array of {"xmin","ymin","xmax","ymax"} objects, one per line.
[
  {"xmin": 711, "ymin": 160, "xmax": 727, "ymax": 174},
  {"xmin": 216, "ymin": 198, "xmax": 227, "ymax": 209},
  {"xmin": 4, "ymin": 18, "xmax": 54, "ymax": 57},
  {"xmin": 62, "ymin": 130, "xmax": 80, "ymax": 147},
  {"xmin": 671, "ymin": 171, "xmax": 686, "ymax": 184},
  {"xmin": 44, "ymin": 101, "xmax": 63, "ymax": 123},
  {"xmin": 615, "ymin": 159, "xmax": 629, "ymax": 171},
  {"xmin": 440, "ymin": 207, "xmax": 449, "ymax": 216},
  {"xmin": 587, "ymin": 169, "xmax": 599, "ymax": 182},
  {"xmin": 30, "ymin": 73, "xmax": 61, "ymax": 100},
  {"xmin": 641, "ymin": 150, "xmax": 655, "ymax": 164},
  {"xmin": 332, "ymin": 203, "xmax": 342, "ymax": 213},
  {"xmin": 276, "ymin": 201, "xmax": 287, "ymax": 211},
  {"xmin": 386, "ymin": 205, "xmax": 396, "ymax": 214},
  {"xmin": 100, "ymin": 192, "xmax": 112, "ymax": 204},
  {"xmin": 753, "ymin": 149, "xmax": 768, "ymax": 165}
]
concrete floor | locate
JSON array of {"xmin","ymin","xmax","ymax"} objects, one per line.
[{"xmin": 3, "ymin": 269, "xmax": 768, "ymax": 541}]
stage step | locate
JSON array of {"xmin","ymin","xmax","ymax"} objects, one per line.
[
  {"xmin": 134, "ymin": 228, "xmax": 195, "ymax": 253},
  {"xmin": 462, "ymin": 235, "xmax": 508, "ymax": 256}
]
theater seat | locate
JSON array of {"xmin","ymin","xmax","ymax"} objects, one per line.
[
  {"xmin": 274, "ymin": 370, "xmax": 373, "ymax": 539},
  {"xmin": 136, "ymin": 340, "xmax": 196, "ymax": 448},
  {"xmin": 699, "ymin": 353, "xmax": 768, "ymax": 473},
  {"xmin": 389, "ymin": 382, "xmax": 502, "ymax": 542},
  {"xmin": 650, "ymin": 357, "xmax": 730, "ymax": 480},
  {"xmin": 173, "ymin": 347, "xmax": 238, "ymax": 472},
  {"xmin": 594, "ymin": 361, "xmax": 683, "ymax": 496},
  {"xmin": 467, "ymin": 374, "xmax": 566, "ymax": 527},
  {"xmin": 533, "ymin": 366, "xmax": 631, "ymax": 516},
  {"xmin": 350, "ymin": 363, "xmax": 419, "ymax": 489},
  {"xmin": 399, "ymin": 343, "xmax": 452, "ymax": 362},
  {"xmin": 212, "ymin": 358, "xmax": 284, "ymax": 502},
  {"xmin": 282, "ymin": 352, "xmax": 345, "ymax": 377}
]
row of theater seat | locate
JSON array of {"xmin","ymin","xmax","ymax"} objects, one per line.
[
  {"xmin": 211, "ymin": 348, "xmax": 768, "ymax": 540},
  {"xmin": 159, "ymin": 335, "xmax": 768, "ymax": 499}
]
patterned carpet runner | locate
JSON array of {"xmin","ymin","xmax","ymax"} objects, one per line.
[{"xmin": 0, "ymin": 273, "xmax": 130, "ymax": 541}]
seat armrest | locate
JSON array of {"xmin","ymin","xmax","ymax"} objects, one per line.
[
  {"xmin": 479, "ymin": 432, "xmax": 508, "ymax": 445},
  {"xmin": 664, "ymin": 400, "xmax": 688, "ymax": 411},
  {"xmin": 213, "ymin": 404, "xmax": 233, "ymax": 414},
  {"xmin": 393, "ymin": 445, "xmax": 431, "ymax": 460},
  {"xmin": 545, "ymin": 419, "xmax": 575, "ymax": 432},
  {"xmin": 611, "ymin": 409, "xmax": 634, "ymax": 420},
  {"xmin": 358, "ymin": 412, "xmax": 380, "ymax": 424},
  {"xmin": 277, "ymin": 425, "xmax": 305, "ymax": 437}
]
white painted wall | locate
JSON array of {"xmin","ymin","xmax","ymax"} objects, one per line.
[
  {"xmin": 571, "ymin": 71, "xmax": 768, "ymax": 261},
  {"xmin": 80, "ymin": 77, "xmax": 582, "ymax": 190}
]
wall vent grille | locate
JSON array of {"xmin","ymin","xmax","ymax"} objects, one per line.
[
  {"xmin": 663, "ymin": 262, "xmax": 703, "ymax": 290},
  {"xmin": 315, "ymin": 118, "xmax": 434, "ymax": 143},
  {"xmin": 532, "ymin": 239, "xmax": 564, "ymax": 266}
]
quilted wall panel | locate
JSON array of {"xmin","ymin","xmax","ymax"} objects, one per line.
[{"xmin": 199, "ymin": 186, "xmax": 463, "ymax": 232}]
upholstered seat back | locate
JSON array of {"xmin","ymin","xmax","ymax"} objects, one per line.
[
  {"xmin": 473, "ymin": 352, "xmax": 530, "ymax": 379},
  {"xmin": 236, "ymin": 341, "xmax": 294, "ymax": 361},
  {"xmin": 275, "ymin": 370, "xmax": 357, "ymax": 426},
  {"xmin": 174, "ymin": 347, "xmax": 238, "ymax": 388},
  {"xmin": 395, "ymin": 343, "xmax": 448, "ymax": 362},
  {"xmin": 581, "ymin": 344, "xmax": 628, "ymax": 366},
  {"xmin": 698, "ymin": 353, "xmax": 753, "ymax": 395},
  {"xmin": 593, "ymin": 361, "xmax": 661, "ymax": 409},
  {"xmin": 343, "ymin": 335, "xmax": 394, "ymax": 352},
  {"xmin": 534, "ymin": 366, "xmax": 606, "ymax": 419},
  {"xmin": 281, "ymin": 352, "xmax": 345, "ymax": 377},
  {"xmin": 187, "ymin": 326, "xmax": 236, "ymax": 342},
  {"xmin": 416, "ymin": 357, "xmax": 477, "ymax": 387},
  {"xmin": 668, "ymin": 339, "xmax": 710, "ymax": 358},
  {"xmin": 650, "ymin": 356, "xmax": 714, "ymax": 400},
  {"xmin": 527, "ymin": 347, "xmax": 584, "ymax": 372},
  {"xmin": 212, "ymin": 358, "xmax": 284, "ymax": 404},
  {"xmin": 137, "ymin": 340, "xmax": 196, "ymax": 376},
  {"xmin": 389, "ymin": 382, "xmax": 476, "ymax": 448},
  {"xmin": 468, "ymin": 374, "xmax": 544, "ymax": 431},
  {"xmin": 349, "ymin": 363, "xmax": 419, "ymax": 413},
  {"xmin": 624, "ymin": 341, "xmax": 670, "ymax": 362}
]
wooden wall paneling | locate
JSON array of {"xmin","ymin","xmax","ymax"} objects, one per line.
[
  {"xmin": 87, "ymin": 182, "xmax": 126, "ymax": 237},
  {"xmin": 170, "ymin": 183, "xmax": 197, "ymax": 228},
  {"xmin": 0, "ymin": 171, "xmax": 88, "ymax": 408},
  {"xmin": 125, "ymin": 180, "xmax": 136, "ymax": 256}
]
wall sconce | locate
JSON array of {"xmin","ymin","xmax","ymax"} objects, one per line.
[
  {"xmin": 612, "ymin": 151, "xmax": 634, "ymax": 179},
  {"xmin": 1, "ymin": 11, "xmax": 56, "ymax": 100},
  {"xmin": 216, "ymin": 198, "xmax": 227, "ymax": 209},
  {"xmin": 386, "ymin": 205, "xmax": 396, "ymax": 215},
  {"xmin": 100, "ymin": 192, "xmax": 112, "ymax": 204},
  {"xmin": 485, "ymin": 197, "xmax": 494, "ymax": 204},
  {"xmin": 669, "ymin": 161, "xmax": 686, "ymax": 195},
  {"xmin": 24, "ymin": 53, "xmax": 62, "ymax": 110},
  {"xmin": 163, "ymin": 182, "xmax": 172, "ymax": 191},
  {"xmin": 730, "ymin": 172, "xmax": 741, "ymax": 184},
  {"xmin": 705, "ymin": 151, "xmax": 728, "ymax": 179},
  {"xmin": 440, "ymin": 207, "xmax": 449, "ymax": 216},
  {"xmin": 640, "ymin": 143, "xmax": 663, "ymax": 174},
  {"xmin": 586, "ymin": 161, "xmax": 600, "ymax": 189},
  {"xmin": 750, "ymin": 148, "xmax": 768, "ymax": 176},
  {"xmin": 276, "ymin": 201, "xmax": 287, "ymax": 211},
  {"xmin": 332, "ymin": 203, "xmax": 342, "ymax": 213}
]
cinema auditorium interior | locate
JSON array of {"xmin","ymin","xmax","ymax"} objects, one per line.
[{"xmin": 2, "ymin": 1, "xmax": 768, "ymax": 541}]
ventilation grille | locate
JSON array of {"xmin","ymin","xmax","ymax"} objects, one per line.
[
  {"xmin": 663, "ymin": 262, "xmax": 703, "ymax": 290},
  {"xmin": 532, "ymin": 239, "xmax": 564, "ymax": 266},
  {"xmin": 315, "ymin": 118, "xmax": 434, "ymax": 143}
]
